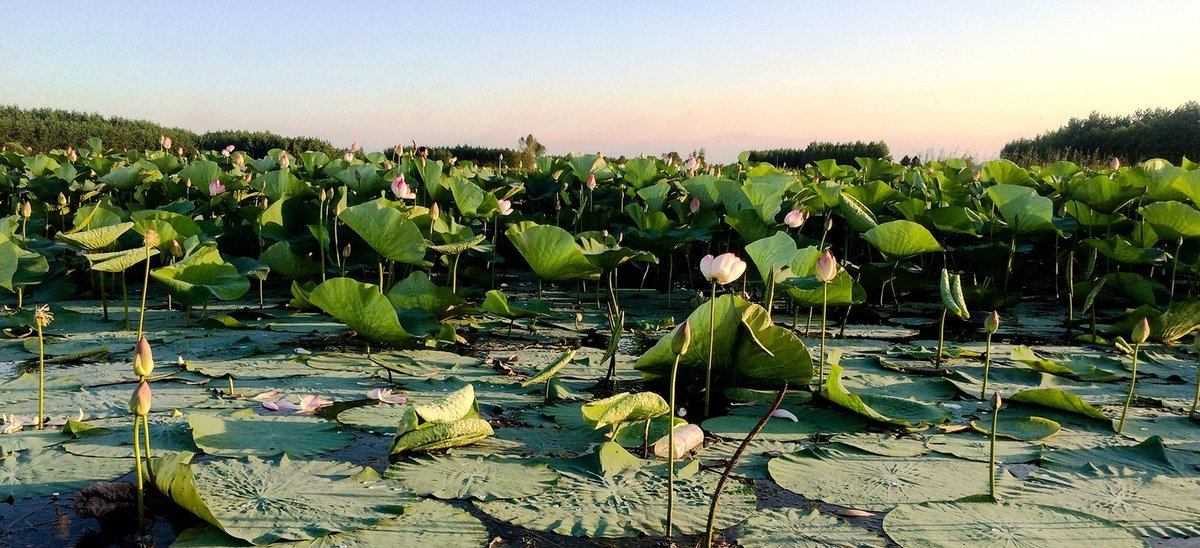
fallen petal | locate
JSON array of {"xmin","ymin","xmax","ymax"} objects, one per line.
[{"xmin": 770, "ymin": 409, "xmax": 799, "ymax": 422}]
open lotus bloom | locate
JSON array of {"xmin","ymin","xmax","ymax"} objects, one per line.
[
  {"xmin": 700, "ymin": 253, "xmax": 747, "ymax": 285},
  {"xmin": 496, "ymin": 199, "xmax": 514, "ymax": 216},
  {"xmin": 209, "ymin": 179, "xmax": 226, "ymax": 196},
  {"xmin": 262, "ymin": 394, "xmax": 333, "ymax": 414},
  {"xmin": 783, "ymin": 209, "xmax": 809, "ymax": 228},
  {"xmin": 367, "ymin": 388, "xmax": 407, "ymax": 405},
  {"xmin": 391, "ymin": 176, "xmax": 416, "ymax": 199}
]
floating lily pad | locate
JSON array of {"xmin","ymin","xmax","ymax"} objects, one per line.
[
  {"xmin": 970, "ymin": 415, "xmax": 1061, "ymax": 441},
  {"xmin": 822, "ymin": 364, "xmax": 951, "ymax": 428},
  {"xmin": 768, "ymin": 446, "xmax": 1006, "ymax": 511},
  {"xmin": 1040, "ymin": 436, "xmax": 1194, "ymax": 475},
  {"xmin": 385, "ymin": 455, "xmax": 558, "ymax": 500},
  {"xmin": 336, "ymin": 404, "xmax": 409, "ymax": 435},
  {"xmin": 733, "ymin": 507, "xmax": 886, "ymax": 547},
  {"xmin": 697, "ymin": 440, "xmax": 807, "ymax": 479},
  {"xmin": 832, "ymin": 433, "xmax": 929, "ymax": 457},
  {"xmin": 884, "ymin": 501, "xmax": 1142, "ymax": 547},
  {"xmin": 702, "ymin": 406, "xmax": 866, "ymax": 441},
  {"xmin": 190, "ymin": 412, "xmax": 354, "ymax": 458},
  {"xmin": 925, "ymin": 434, "xmax": 1041, "ymax": 463},
  {"xmin": 0, "ymin": 447, "xmax": 131, "ymax": 500},
  {"xmin": 63, "ymin": 413, "xmax": 197, "ymax": 458}
]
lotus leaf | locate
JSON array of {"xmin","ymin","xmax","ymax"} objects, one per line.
[
  {"xmin": 385, "ymin": 455, "xmax": 558, "ymax": 500},
  {"xmin": 861, "ymin": 220, "xmax": 942, "ymax": 260},
  {"xmin": 505, "ymin": 222, "xmax": 601, "ymax": 281},
  {"xmin": 338, "ymin": 198, "xmax": 429, "ymax": 265},
  {"xmin": 884, "ymin": 502, "xmax": 1142, "ymax": 547},
  {"xmin": 189, "ymin": 412, "xmax": 354, "ymax": 458},
  {"xmin": 309, "ymin": 277, "xmax": 415, "ymax": 343},
  {"xmin": 821, "ymin": 364, "xmax": 951, "ymax": 428},
  {"xmin": 1015, "ymin": 466, "xmax": 1200, "ymax": 537},
  {"xmin": 733, "ymin": 507, "xmax": 886, "ymax": 547},
  {"xmin": 0, "ymin": 447, "xmax": 132, "ymax": 500},
  {"xmin": 151, "ymin": 246, "xmax": 250, "ymax": 306},
  {"xmin": 581, "ymin": 391, "xmax": 669, "ymax": 430}
]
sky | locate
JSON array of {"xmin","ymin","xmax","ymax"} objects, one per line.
[{"xmin": 2, "ymin": 1, "xmax": 1198, "ymax": 162}]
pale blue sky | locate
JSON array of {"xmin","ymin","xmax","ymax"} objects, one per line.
[{"xmin": 2, "ymin": 1, "xmax": 1197, "ymax": 161}]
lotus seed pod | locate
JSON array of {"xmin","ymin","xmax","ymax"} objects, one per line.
[
  {"xmin": 130, "ymin": 380, "xmax": 152, "ymax": 416},
  {"xmin": 671, "ymin": 320, "xmax": 692, "ymax": 355},
  {"xmin": 991, "ymin": 391, "xmax": 1001, "ymax": 411},
  {"xmin": 133, "ymin": 336, "xmax": 155, "ymax": 377},
  {"xmin": 984, "ymin": 311, "xmax": 1000, "ymax": 334},
  {"xmin": 1132, "ymin": 317, "xmax": 1151, "ymax": 345}
]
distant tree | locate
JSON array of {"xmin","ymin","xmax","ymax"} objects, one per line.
[
  {"xmin": 746, "ymin": 140, "xmax": 891, "ymax": 167},
  {"xmin": 514, "ymin": 134, "xmax": 546, "ymax": 169},
  {"xmin": 1001, "ymin": 102, "xmax": 1200, "ymax": 166}
]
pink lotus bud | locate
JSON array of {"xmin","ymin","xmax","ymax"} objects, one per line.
[
  {"xmin": 1131, "ymin": 317, "xmax": 1150, "ymax": 344},
  {"xmin": 699, "ymin": 252, "xmax": 748, "ymax": 285},
  {"xmin": 235, "ymin": 152, "xmax": 245, "ymax": 168},
  {"xmin": 671, "ymin": 320, "xmax": 691, "ymax": 355},
  {"xmin": 683, "ymin": 155, "xmax": 698, "ymax": 173},
  {"xmin": 973, "ymin": 169, "xmax": 981, "ymax": 182},
  {"xmin": 209, "ymin": 179, "xmax": 226, "ymax": 196},
  {"xmin": 783, "ymin": 209, "xmax": 809, "ymax": 228},
  {"xmin": 825, "ymin": 216, "xmax": 834, "ymax": 231},
  {"xmin": 279, "ymin": 154, "xmax": 290, "ymax": 169},
  {"xmin": 21, "ymin": 201, "xmax": 31, "ymax": 219},
  {"xmin": 350, "ymin": 140, "xmax": 361, "ymax": 152},
  {"xmin": 689, "ymin": 197, "xmax": 701, "ymax": 214},
  {"xmin": 586, "ymin": 174, "xmax": 597, "ymax": 190},
  {"xmin": 129, "ymin": 380, "xmax": 152, "ymax": 416},
  {"xmin": 496, "ymin": 199, "xmax": 513, "ymax": 216},
  {"xmin": 1110, "ymin": 156, "xmax": 1120, "ymax": 171},
  {"xmin": 343, "ymin": 151, "xmax": 354, "ymax": 162},
  {"xmin": 430, "ymin": 203, "xmax": 440, "ymax": 220},
  {"xmin": 66, "ymin": 147, "xmax": 77, "ymax": 162},
  {"xmin": 133, "ymin": 336, "xmax": 155, "ymax": 377},
  {"xmin": 984, "ymin": 311, "xmax": 1000, "ymax": 334},
  {"xmin": 177, "ymin": 147, "xmax": 184, "ymax": 156},
  {"xmin": 815, "ymin": 249, "xmax": 838, "ymax": 283},
  {"xmin": 170, "ymin": 239, "xmax": 183, "ymax": 258},
  {"xmin": 160, "ymin": 135, "xmax": 171, "ymax": 149}
]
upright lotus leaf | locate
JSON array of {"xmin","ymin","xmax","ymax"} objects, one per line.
[
  {"xmin": 1135, "ymin": 159, "xmax": 1189, "ymax": 202},
  {"xmin": 151, "ymin": 246, "xmax": 250, "ymax": 306},
  {"xmin": 481, "ymin": 290, "xmax": 552, "ymax": 320},
  {"xmin": 837, "ymin": 191, "xmax": 879, "ymax": 232},
  {"xmin": 744, "ymin": 230, "xmax": 798, "ymax": 286},
  {"xmin": 0, "ymin": 238, "xmax": 48, "ymax": 291},
  {"xmin": 55, "ymin": 221, "xmax": 133, "ymax": 250},
  {"xmin": 884, "ymin": 502, "xmax": 1143, "ymax": 548},
  {"xmin": 390, "ymin": 385, "xmax": 493, "ymax": 455},
  {"xmin": 385, "ymin": 271, "xmax": 466, "ymax": 319},
  {"xmin": 743, "ymin": 174, "xmax": 791, "ymax": 223},
  {"xmin": 921, "ymin": 205, "xmax": 985, "ymax": 235},
  {"xmin": 768, "ymin": 446, "xmax": 1001, "ymax": 511},
  {"xmin": 982, "ymin": 159, "xmax": 1036, "ymax": 186},
  {"xmin": 448, "ymin": 176, "xmax": 497, "ymax": 217},
  {"xmin": 155, "ymin": 452, "xmax": 404, "ymax": 545},
  {"xmin": 521, "ymin": 349, "xmax": 576, "ymax": 387},
  {"xmin": 567, "ymin": 153, "xmax": 605, "ymax": 181},
  {"xmin": 622, "ymin": 157, "xmax": 660, "ymax": 189},
  {"xmin": 986, "ymin": 184, "xmax": 1055, "ymax": 235},
  {"xmin": 309, "ymin": 277, "xmax": 414, "ymax": 343},
  {"xmin": 733, "ymin": 507, "xmax": 887, "ymax": 547},
  {"xmin": 820, "ymin": 364, "xmax": 951, "ymax": 428},
  {"xmin": 189, "ymin": 411, "xmax": 354, "ymax": 458},
  {"xmin": 724, "ymin": 208, "xmax": 771, "ymax": 243},
  {"xmin": 637, "ymin": 294, "xmax": 812, "ymax": 388},
  {"xmin": 636, "ymin": 182, "xmax": 670, "ymax": 211},
  {"xmin": 259, "ymin": 241, "xmax": 321, "ymax": 280},
  {"xmin": 333, "ymin": 165, "xmax": 385, "ymax": 195},
  {"xmin": 259, "ymin": 168, "xmax": 311, "ymax": 201},
  {"xmin": 577, "ymin": 236, "xmax": 657, "ymax": 271},
  {"xmin": 338, "ymin": 199, "xmax": 428, "ymax": 266},
  {"xmin": 1139, "ymin": 200, "xmax": 1200, "ymax": 240},
  {"xmin": 384, "ymin": 455, "xmax": 558, "ymax": 501},
  {"xmin": 1070, "ymin": 174, "xmax": 1144, "ymax": 213},
  {"xmin": 580, "ymin": 391, "xmax": 669, "ymax": 430},
  {"xmin": 132, "ymin": 209, "xmax": 204, "ymax": 248},
  {"xmin": 505, "ymin": 222, "xmax": 601, "ymax": 281},
  {"xmin": 862, "ymin": 220, "xmax": 942, "ymax": 260},
  {"xmin": 779, "ymin": 246, "xmax": 867, "ymax": 306},
  {"xmin": 178, "ymin": 160, "xmax": 221, "ymax": 194},
  {"xmin": 1084, "ymin": 236, "xmax": 1165, "ymax": 266}
]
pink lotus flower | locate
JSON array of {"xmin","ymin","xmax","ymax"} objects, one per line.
[
  {"xmin": 262, "ymin": 394, "xmax": 333, "ymax": 414},
  {"xmin": 222, "ymin": 145, "xmax": 235, "ymax": 157},
  {"xmin": 160, "ymin": 135, "xmax": 171, "ymax": 149},
  {"xmin": 815, "ymin": 249, "xmax": 838, "ymax": 283},
  {"xmin": 690, "ymin": 197, "xmax": 701, "ymax": 214},
  {"xmin": 343, "ymin": 151, "xmax": 354, "ymax": 162},
  {"xmin": 350, "ymin": 140, "xmax": 361, "ymax": 152},
  {"xmin": 66, "ymin": 147, "xmax": 77, "ymax": 162},
  {"xmin": 496, "ymin": 199, "xmax": 513, "ymax": 216},
  {"xmin": 279, "ymin": 153, "xmax": 290, "ymax": 169},
  {"xmin": 391, "ymin": 176, "xmax": 416, "ymax": 199},
  {"xmin": 683, "ymin": 154, "xmax": 698, "ymax": 173},
  {"xmin": 783, "ymin": 209, "xmax": 809, "ymax": 228},
  {"xmin": 586, "ymin": 174, "xmax": 597, "ymax": 190},
  {"xmin": 209, "ymin": 179, "xmax": 226, "ymax": 196},
  {"xmin": 700, "ymin": 253, "xmax": 747, "ymax": 285},
  {"xmin": 367, "ymin": 388, "xmax": 406, "ymax": 405}
]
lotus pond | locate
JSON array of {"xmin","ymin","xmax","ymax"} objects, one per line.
[{"xmin": 1, "ymin": 144, "xmax": 1199, "ymax": 546}]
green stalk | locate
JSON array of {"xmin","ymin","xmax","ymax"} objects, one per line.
[
  {"xmin": 818, "ymin": 282, "xmax": 828, "ymax": 387},
  {"xmin": 705, "ymin": 381, "xmax": 787, "ymax": 548},
  {"xmin": 378, "ymin": 261, "xmax": 385, "ymax": 294},
  {"xmin": 36, "ymin": 322, "xmax": 44, "ymax": 430},
  {"xmin": 666, "ymin": 352, "xmax": 681, "ymax": 538},
  {"xmin": 981, "ymin": 331, "xmax": 994, "ymax": 400},
  {"xmin": 1170, "ymin": 237, "xmax": 1183, "ymax": 305},
  {"xmin": 142, "ymin": 414, "xmax": 153, "ymax": 477},
  {"xmin": 122, "ymin": 274, "xmax": 130, "ymax": 330},
  {"xmin": 989, "ymin": 400, "xmax": 999, "ymax": 499},
  {"xmin": 317, "ymin": 200, "xmax": 327, "ymax": 282},
  {"xmin": 1191, "ymin": 357, "xmax": 1199, "ymax": 419},
  {"xmin": 133, "ymin": 418, "xmax": 145, "ymax": 529},
  {"xmin": 1117, "ymin": 342, "xmax": 1141, "ymax": 435},
  {"xmin": 936, "ymin": 307, "xmax": 948, "ymax": 367},
  {"xmin": 137, "ymin": 245, "xmax": 151, "ymax": 339},
  {"xmin": 704, "ymin": 281, "xmax": 716, "ymax": 417}
]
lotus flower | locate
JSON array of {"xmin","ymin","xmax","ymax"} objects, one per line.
[
  {"xmin": 351, "ymin": 140, "xmax": 361, "ymax": 152},
  {"xmin": 699, "ymin": 253, "xmax": 747, "ymax": 285},
  {"xmin": 496, "ymin": 199, "xmax": 513, "ymax": 216},
  {"xmin": 279, "ymin": 153, "xmax": 290, "ymax": 169},
  {"xmin": 683, "ymin": 154, "xmax": 698, "ymax": 173},
  {"xmin": 66, "ymin": 147, "xmax": 77, "ymax": 162},
  {"xmin": 586, "ymin": 173, "xmax": 597, "ymax": 190},
  {"xmin": 343, "ymin": 151, "xmax": 354, "ymax": 162},
  {"xmin": 690, "ymin": 197, "xmax": 701, "ymax": 214},
  {"xmin": 391, "ymin": 176, "xmax": 416, "ymax": 199},
  {"xmin": 1132, "ymin": 317, "xmax": 1150, "ymax": 344},
  {"xmin": 160, "ymin": 135, "xmax": 171, "ymax": 149},
  {"xmin": 783, "ymin": 209, "xmax": 809, "ymax": 228},
  {"xmin": 1110, "ymin": 156, "xmax": 1121, "ymax": 171},
  {"xmin": 771, "ymin": 408, "xmax": 799, "ymax": 422},
  {"xmin": 984, "ymin": 311, "xmax": 1000, "ymax": 334},
  {"xmin": 222, "ymin": 145, "xmax": 235, "ymax": 157},
  {"xmin": 815, "ymin": 249, "xmax": 838, "ymax": 283},
  {"xmin": 367, "ymin": 388, "xmax": 407, "ymax": 405},
  {"xmin": 262, "ymin": 394, "xmax": 333, "ymax": 414},
  {"xmin": 129, "ymin": 381, "xmax": 152, "ymax": 416},
  {"xmin": 209, "ymin": 179, "xmax": 226, "ymax": 196},
  {"xmin": 133, "ymin": 336, "xmax": 154, "ymax": 378}
]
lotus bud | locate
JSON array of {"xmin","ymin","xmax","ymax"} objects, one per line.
[
  {"xmin": 177, "ymin": 147, "xmax": 184, "ymax": 156},
  {"xmin": 699, "ymin": 253, "xmax": 748, "ymax": 285},
  {"xmin": 343, "ymin": 151, "xmax": 354, "ymax": 162},
  {"xmin": 235, "ymin": 152, "xmax": 245, "ymax": 168},
  {"xmin": 815, "ymin": 249, "xmax": 838, "ymax": 283},
  {"xmin": 991, "ymin": 391, "xmax": 1001, "ymax": 411},
  {"xmin": 496, "ymin": 199, "xmax": 513, "ymax": 216},
  {"xmin": 143, "ymin": 229, "xmax": 160, "ymax": 249},
  {"xmin": 222, "ymin": 145, "xmax": 234, "ymax": 157},
  {"xmin": 130, "ymin": 380, "xmax": 152, "ymax": 416},
  {"xmin": 1132, "ymin": 317, "xmax": 1150, "ymax": 345},
  {"xmin": 394, "ymin": 144, "xmax": 404, "ymax": 157},
  {"xmin": 160, "ymin": 135, "xmax": 171, "ymax": 149},
  {"xmin": 21, "ymin": 201, "xmax": 31, "ymax": 219},
  {"xmin": 690, "ymin": 197, "xmax": 701, "ymax": 214},
  {"xmin": 279, "ymin": 153, "xmax": 290, "ymax": 169},
  {"xmin": 1110, "ymin": 156, "xmax": 1120, "ymax": 171},
  {"xmin": 350, "ymin": 140, "xmax": 361, "ymax": 152},
  {"xmin": 683, "ymin": 155, "xmax": 698, "ymax": 173},
  {"xmin": 133, "ymin": 336, "xmax": 154, "ymax": 377},
  {"xmin": 984, "ymin": 311, "xmax": 1000, "ymax": 334},
  {"xmin": 671, "ymin": 320, "xmax": 692, "ymax": 355},
  {"xmin": 342, "ymin": 244, "xmax": 352, "ymax": 258},
  {"xmin": 430, "ymin": 203, "xmax": 440, "ymax": 221},
  {"xmin": 170, "ymin": 239, "xmax": 183, "ymax": 258},
  {"xmin": 66, "ymin": 147, "xmax": 77, "ymax": 162},
  {"xmin": 973, "ymin": 169, "xmax": 981, "ymax": 182},
  {"xmin": 209, "ymin": 179, "xmax": 226, "ymax": 196},
  {"xmin": 783, "ymin": 209, "xmax": 808, "ymax": 228},
  {"xmin": 57, "ymin": 193, "xmax": 67, "ymax": 207},
  {"xmin": 825, "ymin": 216, "xmax": 834, "ymax": 231},
  {"xmin": 319, "ymin": 188, "xmax": 328, "ymax": 202},
  {"xmin": 586, "ymin": 173, "xmax": 597, "ymax": 190},
  {"xmin": 33, "ymin": 305, "xmax": 53, "ymax": 328}
]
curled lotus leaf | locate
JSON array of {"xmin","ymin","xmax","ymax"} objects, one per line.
[{"xmin": 580, "ymin": 391, "xmax": 669, "ymax": 430}]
